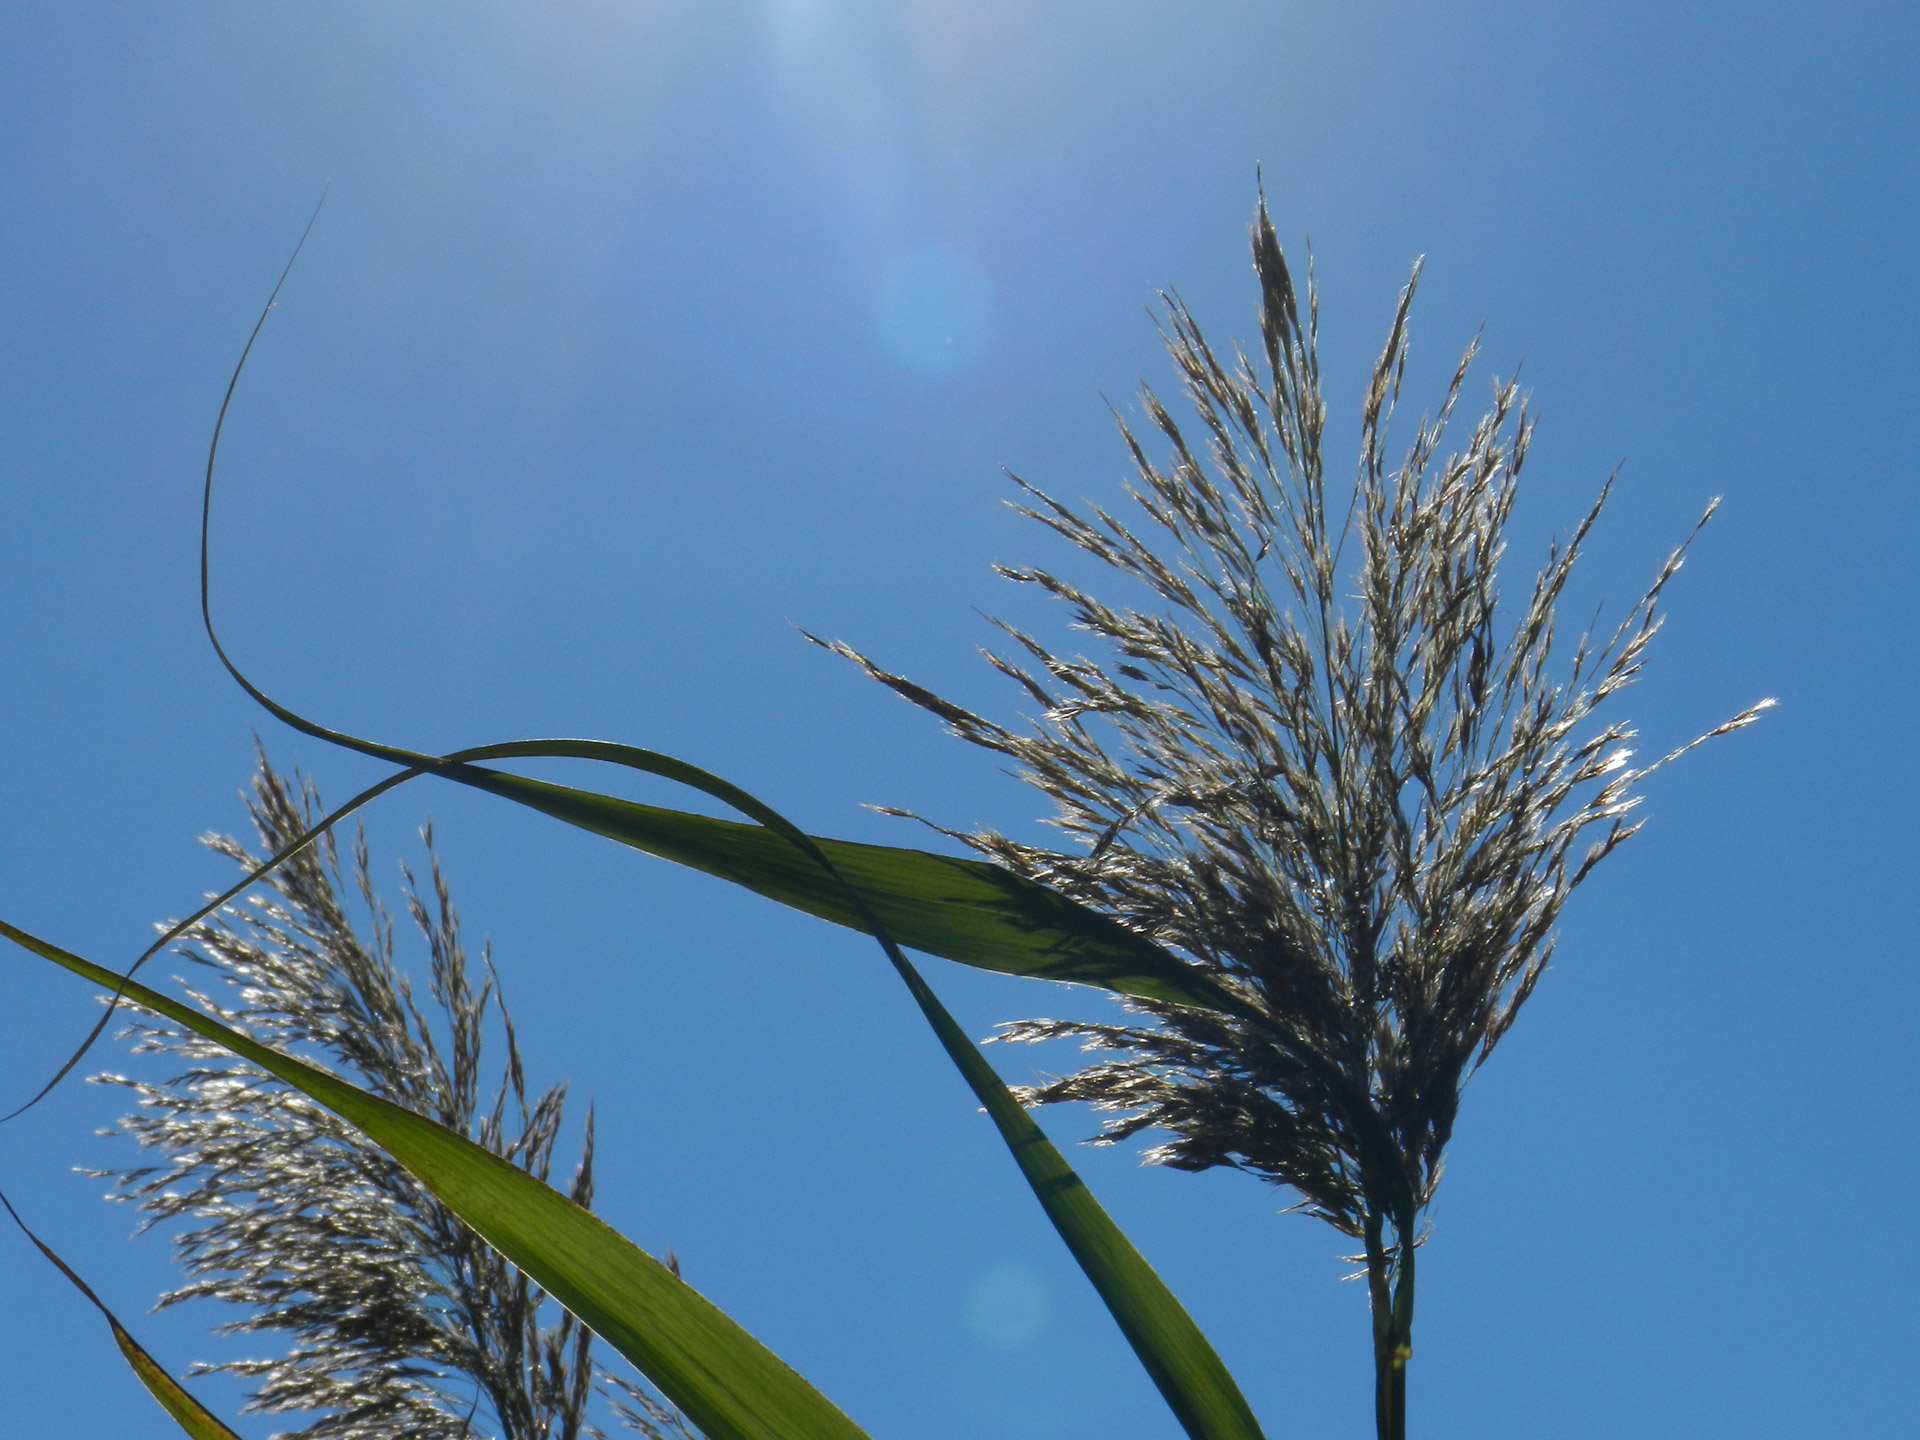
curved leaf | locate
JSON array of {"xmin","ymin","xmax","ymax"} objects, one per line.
[
  {"xmin": 428, "ymin": 743, "xmax": 1404, "ymax": 1215},
  {"xmin": 392, "ymin": 742, "xmax": 1271, "ymax": 1440},
  {"xmin": 2, "ymin": 1190, "xmax": 244, "ymax": 1440},
  {"xmin": 52, "ymin": 729, "xmax": 1271, "ymax": 1440},
  {"xmin": 105, "ymin": 213, "xmax": 1284, "ymax": 1440},
  {"xmin": 0, "ymin": 918, "xmax": 874, "ymax": 1440},
  {"xmin": 447, "ymin": 754, "xmax": 1249, "ymax": 1016}
]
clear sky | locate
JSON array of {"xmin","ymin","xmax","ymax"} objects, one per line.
[{"xmin": 0, "ymin": 4, "xmax": 1913, "ymax": 1437}]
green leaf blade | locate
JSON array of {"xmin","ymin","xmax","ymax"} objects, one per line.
[
  {"xmin": 415, "ymin": 749, "xmax": 1268, "ymax": 1440},
  {"xmin": 3, "ymin": 1188, "xmax": 245, "ymax": 1440},
  {"xmin": 1, "ymin": 918, "xmax": 875, "ymax": 1440},
  {"xmin": 108, "ymin": 1321, "xmax": 247, "ymax": 1440},
  {"xmin": 444, "ymin": 764, "xmax": 1248, "ymax": 1016},
  {"xmin": 429, "ymin": 747, "xmax": 1396, "ymax": 1215},
  {"xmin": 886, "ymin": 955, "xmax": 1269, "ymax": 1440},
  {"xmin": 66, "ymin": 731, "xmax": 1270, "ymax": 1440}
]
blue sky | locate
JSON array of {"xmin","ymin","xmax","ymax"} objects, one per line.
[{"xmin": 0, "ymin": 3, "xmax": 1913, "ymax": 1437}]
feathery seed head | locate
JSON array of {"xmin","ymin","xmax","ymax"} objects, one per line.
[
  {"xmin": 823, "ymin": 199, "xmax": 1768, "ymax": 1242},
  {"xmin": 92, "ymin": 756, "xmax": 689, "ymax": 1440}
]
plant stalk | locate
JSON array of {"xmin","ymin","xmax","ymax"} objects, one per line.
[{"xmin": 1363, "ymin": 1206, "xmax": 1416, "ymax": 1440}]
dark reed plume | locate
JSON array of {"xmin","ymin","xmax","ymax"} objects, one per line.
[{"xmin": 817, "ymin": 197, "xmax": 1770, "ymax": 1439}]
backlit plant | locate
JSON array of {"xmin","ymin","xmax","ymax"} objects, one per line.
[{"xmin": 0, "ymin": 197, "xmax": 1764, "ymax": 1440}]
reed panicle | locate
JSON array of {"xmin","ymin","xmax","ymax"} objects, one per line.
[
  {"xmin": 91, "ymin": 755, "xmax": 689, "ymax": 1440},
  {"xmin": 817, "ymin": 197, "xmax": 1770, "ymax": 1438}
]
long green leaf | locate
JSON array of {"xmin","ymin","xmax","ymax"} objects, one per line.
[
  {"xmin": 86, "ymin": 728, "xmax": 1269, "ymax": 1440},
  {"xmin": 0, "ymin": 918, "xmax": 874, "ymax": 1440},
  {"xmin": 2, "ymin": 1190, "xmax": 244, "ymax": 1440},
  {"xmin": 880, "ymin": 936, "xmax": 1267, "ymax": 1440},
  {"xmin": 448, "ymin": 755, "xmax": 1248, "ymax": 1015},
  {"xmin": 409, "ymin": 742, "xmax": 1270, "ymax": 1440}
]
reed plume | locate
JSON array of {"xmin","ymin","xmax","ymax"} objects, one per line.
[
  {"xmin": 818, "ymin": 198, "xmax": 1770, "ymax": 1439},
  {"xmin": 92, "ymin": 756, "xmax": 693, "ymax": 1440}
]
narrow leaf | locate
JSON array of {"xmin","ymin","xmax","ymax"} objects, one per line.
[
  {"xmin": 0, "ymin": 919, "xmax": 875, "ymax": 1440},
  {"xmin": 448, "ymin": 754, "xmax": 1249, "ymax": 1016},
  {"xmin": 1, "ymin": 1189, "xmax": 244, "ymax": 1440},
  {"xmin": 881, "ymin": 939, "xmax": 1267, "ymax": 1440},
  {"xmin": 409, "ymin": 743, "xmax": 1269, "ymax": 1440},
  {"xmin": 429, "ymin": 745, "xmax": 1410, "ymax": 1219}
]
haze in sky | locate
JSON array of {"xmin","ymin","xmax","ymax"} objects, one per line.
[{"xmin": 0, "ymin": 5, "xmax": 1913, "ymax": 1438}]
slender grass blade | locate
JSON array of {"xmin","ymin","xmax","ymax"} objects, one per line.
[
  {"xmin": 2, "ymin": 1190, "xmax": 244, "ymax": 1440},
  {"xmin": 0, "ymin": 919, "xmax": 875, "ymax": 1440},
  {"xmin": 450, "ymin": 758, "xmax": 1247, "ymax": 1015},
  {"xmin": 395, "ymin": 742, "xmax": 1271, "ymax": 1440}
]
